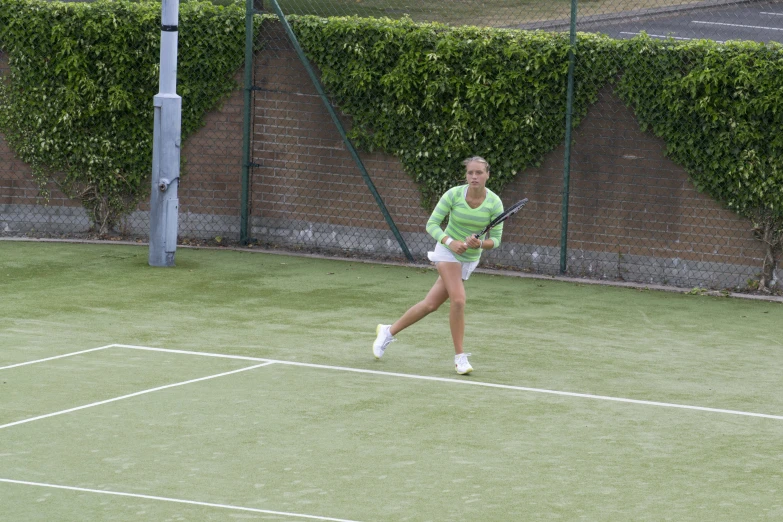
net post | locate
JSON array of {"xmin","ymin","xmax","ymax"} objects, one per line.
[{"xmin": 149, "ymin": 0, "xmax": 182, "ymax": 267}]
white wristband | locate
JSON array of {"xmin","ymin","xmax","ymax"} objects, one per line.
[{"xmin": 445, "ymin": 237, "xmax": 453, "ymax": 246}]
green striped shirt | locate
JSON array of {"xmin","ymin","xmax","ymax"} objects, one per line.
[{"xmin": 426, "ymin": 185, "xmax": 505, "ymax": 262}]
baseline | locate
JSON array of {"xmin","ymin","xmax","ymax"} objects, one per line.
[
  {"xmin": 0, "ymin": 478, "xmax": 362, "ymax": 522},
  {"xmin": 0, "ymin": 361, "xmax": 275, "ymax": 430},
  {"xmin": 0, "ymin": 345, "xmax": 115, "ymax": 371},
  {"xmin": 114, "ymin": 344, "xmax": 783, "ymax": 422}
]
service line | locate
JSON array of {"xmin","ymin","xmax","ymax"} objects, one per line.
[
  {"xmin": 0, "ymin": 345, "xmax": 114, "ymax": 371},
  {"xmin": 0, "ymin": 361, "xmax": 275, "ymax": 430},
  {"xmin": 114, "ymin": 344, "xmax": 783, "ymax": 422}
]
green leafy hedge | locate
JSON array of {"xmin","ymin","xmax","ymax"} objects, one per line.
[
  {"xmin": 0, "ymin": 0, "xmax": 253, "ymax": 232},
  {"xmin": 288, "ymin": 15, "xmax": 619, "ymax": 207},
  {"xmin": 617, "ymin": 36, "xmax": 783, "ymax": 289}
]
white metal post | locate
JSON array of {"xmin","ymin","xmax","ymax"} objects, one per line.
[{"xmin": 149, "ymin": 0, "xmax": 182, "ymax": 267}]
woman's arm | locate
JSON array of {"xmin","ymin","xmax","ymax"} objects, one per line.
[
  {"xmin": 425, "ymin": 190, "xmax": 453, "ymax": 244},
  {"xmin": 485, "ymin": 197, "xmax": 504, "ymax": 249},
  {"xmin": 479, "ymin": 238, "xmax": 495, "ymax": 250}
]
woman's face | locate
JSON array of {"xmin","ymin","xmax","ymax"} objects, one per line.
[{"xmin": 465, "ymin": 160, "xmax": 489, "ymax": 188}]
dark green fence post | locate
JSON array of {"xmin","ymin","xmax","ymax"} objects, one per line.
[
  {"xmin": 239, "ymin": 0, "xmax": 255, "ymax": 245},
  {"xmin": 560, "ymin": 0, "xmax": 578, "ymax": 274}
]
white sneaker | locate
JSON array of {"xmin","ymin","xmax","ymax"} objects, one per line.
[
  {"xmin": 373, "ymin": 324, "xmax": 396, "ymax": 359},
  {"xmin": 455, "ymin": 353, "xmax": 473, "ymax": 374}
]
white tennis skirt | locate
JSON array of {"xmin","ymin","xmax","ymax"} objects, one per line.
[{"xmin": 427, "ymin": 243, "xmax": 480, "ymax": 281}]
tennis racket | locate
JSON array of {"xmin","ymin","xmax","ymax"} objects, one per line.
[{"xmin": 474, "ymin": 198, "xmax": 528, "ymax": 238}]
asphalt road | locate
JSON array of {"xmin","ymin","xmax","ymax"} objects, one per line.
[{"xmin": 583, "ymin": 1, "xmax": 783, "ymax": 43}]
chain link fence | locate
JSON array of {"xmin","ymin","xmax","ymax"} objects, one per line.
[{"xmin": 2, "ymin": 0, "xmax": 781, "ymax": 292}]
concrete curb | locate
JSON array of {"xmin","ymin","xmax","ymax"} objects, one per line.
[{"xmin": 3, "ymin": 236, "xmax": 781, "ymax": 303}]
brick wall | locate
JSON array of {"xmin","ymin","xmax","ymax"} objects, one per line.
[
  {"xmin": 510, "ymin": 84, "xmax": 762, "ymax": 279},
  {"xmin": 499, "ymin": 84, "xmax": 764, "ymax": 283},
  {"xmin": 177, "ymin": 73, "xmax": 244, "ymax": 219}
]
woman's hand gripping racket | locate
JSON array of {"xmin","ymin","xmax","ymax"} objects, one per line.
[{"xmin": 474, "ymin": 198, "xmax": 528, "ymax": 238}]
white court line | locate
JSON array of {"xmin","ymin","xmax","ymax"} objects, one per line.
[
  {"xmin": 114, "ymin": 344, "xmax": 271, "ymax": 363},
  {"xmin": 692, "ymin": 20, "xmax": 783, "ymax": 31},
  {"xmin": 114, "ymin": 344, "xmax": 783, "ymax": 422},
  {"xmin": 0, "ymin": 345, "xmax": 114, "ymax": 370},
  {"xmin": 619, "ymin": 31, "xmax": 725, "ymax": 43},
  {"xmin": 0, "ymin": 479, "xmax": 362, "ymax": 522},
  {"xmin": 761, "ymin": 12, "xmax": 783, "ymax": 16},
  {"xmin": 0, "ymin": 361, "xmax": 275, "ymax": 430},
  {"xmin": 618, "ymin": 32, "xmax": 725, "ymax": 42}
]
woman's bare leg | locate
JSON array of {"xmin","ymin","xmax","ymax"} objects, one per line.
[
  {"xmin": 435, "ymin": 262, "xmax": 466, "ymax": 354},
  {"xmin": 390, "ymin": 276, "xmax": 449, "ymax": 336}
]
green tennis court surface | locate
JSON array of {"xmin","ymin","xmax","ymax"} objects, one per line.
[{"xmin": 2, "ymin": 241, "xmax": 782, "ymax": 520}]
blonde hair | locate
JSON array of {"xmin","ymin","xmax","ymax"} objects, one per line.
[{"xmin": 462, "ymin": 156, "xmax": 490, "ymax": 172}]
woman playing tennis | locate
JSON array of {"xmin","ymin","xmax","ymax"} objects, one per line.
[{"xmin": 373, "ymin": 156, "xmax": 505, "ymax": 374}]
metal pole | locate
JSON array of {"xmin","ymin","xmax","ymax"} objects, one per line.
[
  {"xmin": 149, "ymin": 0, "xmax": 182, "ymax": 267},
  {"xmin": 240, "ymin": 0, "xmax": 254, "ymax": 245},
  {"xmin": 560, "ymin": 0, "xmax": 577, "ymax": 275}
]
